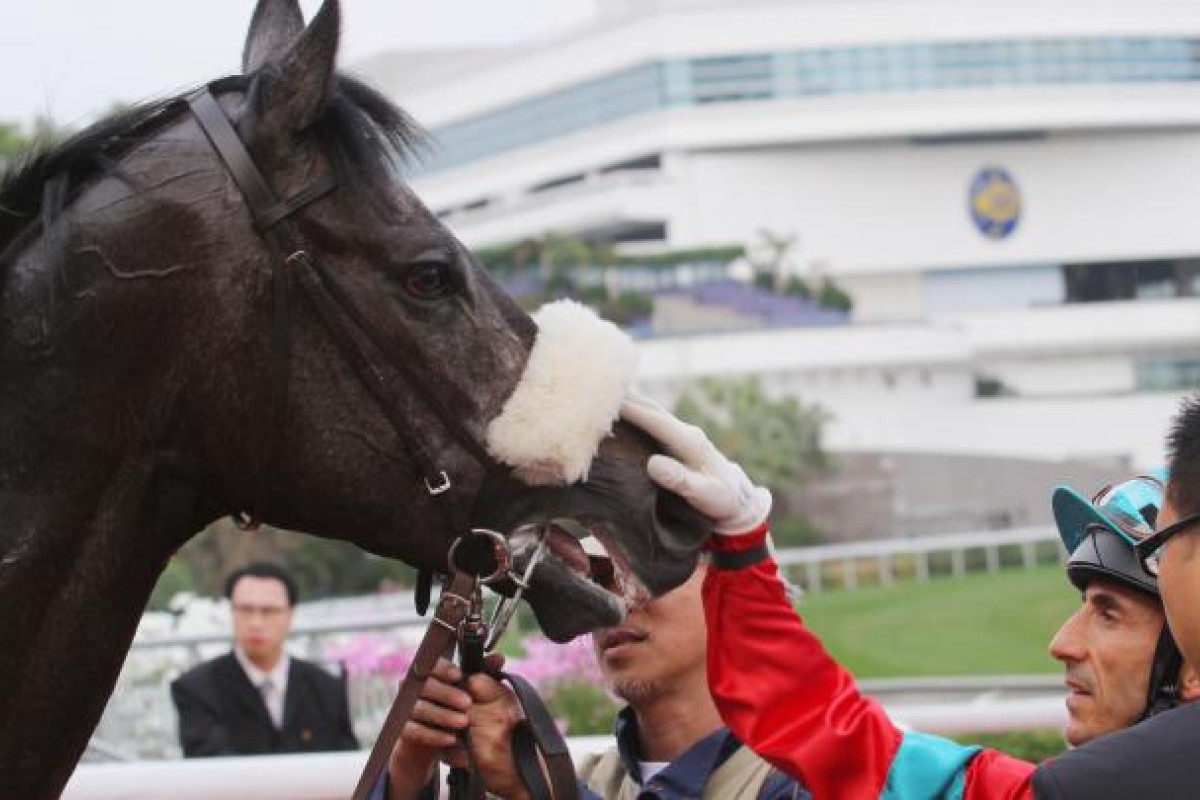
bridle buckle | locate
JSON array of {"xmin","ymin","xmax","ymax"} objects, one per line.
[{"xmin": 425, "ymin": 470, "xmax": 452, "ymax": 495}]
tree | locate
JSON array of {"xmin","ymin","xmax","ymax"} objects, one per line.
[
  {"xmin": 746, "ymin": 228, "xmax": 798, "ymax": 292},
  {"xmin": 782, "ymin": 275, "xmax": 813, "ymax": 300},
  {"xmin": 0, "ymin": 122, "xmax": 33, "ymax": 164},
  {"xmin": 674, "ymin": 377, "xmax": 833, "ymax": 546},
  {"xmin": 816, "ymin": 277, "xmax": 853, "ymax": 312},
  {"xmin": 674, "ymin": 376, "xmax": 831, "ymax": 487},
  {"xmin": 602, "ymin": 290, "xmax": 653, "ymax": 326},
  {"xmin": 539, "ymin": 232, "xmax": 592, "ymax": 271},
  {"xmin": 148, "ymin": 518, "xmax": 416, "ymax": 607},
  {"xmin": 0, "ymin": 116, "xmax": 71, "ymax": 167}
]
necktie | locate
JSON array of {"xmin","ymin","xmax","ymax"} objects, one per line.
[{"xmin": 260, "ymin": 678, "xmax": 283, "ymax": 728}]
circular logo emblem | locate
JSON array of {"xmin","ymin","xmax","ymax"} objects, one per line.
[{"xmin": 969, "ymin": 167, "xmax": 1021, "ymax": 240}]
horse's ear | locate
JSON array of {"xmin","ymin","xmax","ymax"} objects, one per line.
[
  {"xmin": 257, "ymin": 0, "xmax": 340, "ymax": 134},
  {"xmin": 243, "ymin": 0, "xmax": 306, "ymax": 74}
]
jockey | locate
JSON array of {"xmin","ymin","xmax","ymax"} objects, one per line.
[
  {"xmin": 1050, "ymin": 473, "xmax": 1190, "ymax": 728},
  {"xmin": 620, "ymin": 394, "xmax": 1194, "ymax": 800}
]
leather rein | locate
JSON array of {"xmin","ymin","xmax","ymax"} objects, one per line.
[
  {"xmin": 370, "ymin": 527, "xmax": 580, "ymax": 800},
  {"xmin": 185, "ymin": 85, "xmax": 582, "ymax": 800}
]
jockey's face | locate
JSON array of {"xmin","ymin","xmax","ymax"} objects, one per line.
[
  {"xmin": 1048, "ymin": 578, "xmax": 1163, "ymax": 746},
  {"xmin": 230, "ymin": 576, "xmax": 294, "ymax": 671},
  {"xmin": 591, "ymin": 562, "xmax": 708, "ymax": 705}
]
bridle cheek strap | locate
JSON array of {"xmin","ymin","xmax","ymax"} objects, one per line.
[
  {"xmin": 186, "ymin": 86, "xmax": 572, "ymax": 800},
  {"xmin": 186, "ymin": 87, "xmax": 334, "ymax": 521},
  {"xmin": 187, "ymin": 88, "xmax": 335, "ymax": 234},
  {"xmin": 186, "ymin": 85, "xmax": 495, "ymax": 522}
]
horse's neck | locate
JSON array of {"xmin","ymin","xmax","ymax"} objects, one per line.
[{"xmin": 0, "ymin": 433, "xmax": 197, "ymax": 799}]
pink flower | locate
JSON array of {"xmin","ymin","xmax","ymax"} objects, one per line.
[
  {"xmin": 323, "ymin": 633, "xmax": 414, "ymax": 678},
  {"xmin": 322, "ymin": 631, "xmax": 603, "ymax": 695},
  {"xmin": 507, "ymin": 634, "xmax": 603, "ymax": 694}
]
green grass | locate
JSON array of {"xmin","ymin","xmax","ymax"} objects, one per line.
[{"xmin": 798, "ymin": 565, "xmax": 1078, "ymax": 678}]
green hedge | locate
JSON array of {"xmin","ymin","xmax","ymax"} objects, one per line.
[{"xmin": 953, "ymin": 729, "xmax": 1067, "ymax": 763}]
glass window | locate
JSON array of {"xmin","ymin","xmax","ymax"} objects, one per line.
[
  {"xmin": 414, "ymin": 36, "xmax": 1200, "ymax": 174},
  {"xmin": 1135, "ymin": 356, "xmax": 1200, "ymax": 392}
]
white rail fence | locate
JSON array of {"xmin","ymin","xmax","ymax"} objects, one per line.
[
  {"xmin": 92, "ymin": 609, "xmax": 438, "ymax": 762},
  {"xmin": 75, "ymin": 527, "xmax": 1072, "ymax": 795},
  {"xmin": 776, "ymin": 525, "xmax": 1066, "ymax": 593},
  {"xmin": 65, "ymin": 695, "xmax": 1067, "ymax": 800}
]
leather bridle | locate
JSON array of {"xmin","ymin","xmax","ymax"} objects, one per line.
[
  {"xmin": 185, "ymin": 85, "xmax": 581, "ymax": 800},
  {"xmin": 186, "ymin": 86, "xmax": 497, "ymax": 523}
]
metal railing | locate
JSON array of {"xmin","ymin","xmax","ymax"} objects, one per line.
[
  {"xmin": 89, "ymin": 527, "xmax": 1070, "ymax": 764},
  {"xmin": 775, "ymin": 525, "xmax": 1066, "ymax": 592},
  {"xmin": 92, "ymin": 606, "xmax": 439, "ymax": 762},
  {"xmin": 65, "ymin": 695, "xmax": 1066, "ymax": 800}
]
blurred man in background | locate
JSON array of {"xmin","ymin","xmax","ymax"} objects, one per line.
[{"xmin": 171, "ymin": 561, "xmax": 358, "ymax": 756}]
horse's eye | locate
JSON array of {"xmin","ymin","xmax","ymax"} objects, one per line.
[{"xmin": 404, "ymin": 261, "xmax": 452, "ymax": 299}]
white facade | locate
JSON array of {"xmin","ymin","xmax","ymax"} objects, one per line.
[
  {"xmin": 354, "ymin": 0, "xmax": 1200, "ymax": 468},
  {"xmin": 351, "ymin": 0, "xmax": 1200, "ymax": 313},
  {"xmin": 635, "ymin": 299, "xmax": 1200, "ymax": 467}
]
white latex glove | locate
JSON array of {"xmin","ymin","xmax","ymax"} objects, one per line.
[{"xmin": 620, "ymin": 392, "xmax": 772, "ymax": 536}]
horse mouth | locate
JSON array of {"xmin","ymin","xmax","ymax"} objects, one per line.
[{"xmin": 508, "ymin": 520, "xmax": 652, "ymax": 641}]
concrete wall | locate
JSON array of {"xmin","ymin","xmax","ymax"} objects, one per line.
[
  {"xmin": 635, "ymin": 300, "xmax": 1200, "ymax": 468},
  {"xmin": 792, "ymin": 451, "xmax": 1127, "ymax": 542},
  {"xmin": 678, "ymin": 127, "xmax": 1200, "ymax": 282}
]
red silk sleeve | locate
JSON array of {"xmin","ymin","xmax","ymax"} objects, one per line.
[
  {"xmin": 704, "ymin": 529, "xmax": 904, "ymax": 798},
  {"xmin": 703, "ymin": 531, "xmax": 1037, "ymax": 800},
  {"xmin": 964, "ymin": 750, "xmax": 1036, "ymax": 800}
]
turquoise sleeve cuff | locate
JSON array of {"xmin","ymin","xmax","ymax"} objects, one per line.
[{"xmin": 881, "ymin": 730, "xmax": 981, "ymax": 800}]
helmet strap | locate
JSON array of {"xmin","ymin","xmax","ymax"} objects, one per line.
[{"xmin": 1143, "ymin": 623, "xmax": 1184, "ymax": 719}]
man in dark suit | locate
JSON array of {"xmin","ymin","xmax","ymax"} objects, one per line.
[{"xmin": 171, "ymin": 561, "xmax": 359, "ymax": 756}]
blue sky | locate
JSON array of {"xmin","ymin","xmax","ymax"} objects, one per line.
[{"xmin": 0, "ymin": 0, "xmax": 595, "ymax": 128}]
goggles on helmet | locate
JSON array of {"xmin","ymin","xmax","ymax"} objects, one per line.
[
  {"xmin": 1090, "ymin": 475, "xmax": 1162, "ymax": 544},
  {"xmin": 1088, "ymin": 473, "xmax": 1200, "ymax": 577}
]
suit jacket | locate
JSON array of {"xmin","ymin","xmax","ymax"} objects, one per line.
[
  {"xmin": 171, "ymin": 651, "xmax": 359, "ymax": 757},
  {"xmin": 1032, "ymin": 701, "xmax": 1200, "ymax": 799}
]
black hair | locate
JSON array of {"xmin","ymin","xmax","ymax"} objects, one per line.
[
  {"xmin": 1166, "ymin": 393, "xmax": 1200, "ymax": 519},
  {"xmin": 224, "ymin": 561, "xmax": 298, "ymax": 606}
]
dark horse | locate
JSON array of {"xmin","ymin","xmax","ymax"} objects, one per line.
[{"xmin": 0, "ymin": 2, "xmax": 708, "ymax": 797}]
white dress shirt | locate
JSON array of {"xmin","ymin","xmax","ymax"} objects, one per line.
[{"xmin": 235, "ymin": 648, "xmax": 290, "ymax": 729}]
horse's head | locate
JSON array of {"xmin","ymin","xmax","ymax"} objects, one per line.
[
  {"xmin": 0, "ymin": 4, "xmax": 713, "ymax": 793},
  {"xmin": 98, "ymin": 0, "xmax": 706, "ymax": 640}
]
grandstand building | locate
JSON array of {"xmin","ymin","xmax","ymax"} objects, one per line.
[{"xmin": 356, "ymin": 0, "xmax": 1200, "ymax": 475}]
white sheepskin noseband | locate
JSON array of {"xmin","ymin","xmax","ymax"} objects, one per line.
[{"xmin": 485, "ymin": 299, "xmax": 637, "ymax": 486}]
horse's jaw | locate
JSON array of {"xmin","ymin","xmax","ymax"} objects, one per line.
[
  {"xmin": 505, "ymin": 521, "xmax": 648, "ymax": 641},
  {"xmin": 471, "ymin": 457, "xmax": 709, "ymax": 642},
  {"xmin": 474, "ymin": 300, "xmax": 709, "ymax": 640},
  {"xmin": 524, "ymin": 563, "xmax": 631, "ymax": 642}
]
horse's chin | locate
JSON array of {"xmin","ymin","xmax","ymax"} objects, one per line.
[
  {"xmin": 524, "ymin": 564, "xmax": 629, "ymax": 642},
  {"xmin": 511, "ymin": 523, "xmax": 652, "ymax": 642}
]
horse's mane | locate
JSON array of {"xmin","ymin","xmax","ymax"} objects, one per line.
[{"xmin": 0, "ymin": 73, "xmax": 428, "ymax": 260}]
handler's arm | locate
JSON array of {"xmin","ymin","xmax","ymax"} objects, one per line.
[
  {"xmin": 705, "ymin": 526, "xmax": 905, "ymax": 797},
  {"xmin": 622, "ymin": 394, "xmax": 1034, "ymax": 800},
  {"xmin": 706, "ymin": 531, "xmax": 1036, "ymax": 800}
]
